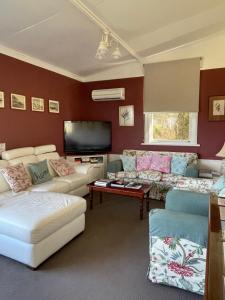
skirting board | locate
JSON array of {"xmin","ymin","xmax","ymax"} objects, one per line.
[{"xmin": 108, "ymin": 154, "xmax": 222, "ymax": 172}]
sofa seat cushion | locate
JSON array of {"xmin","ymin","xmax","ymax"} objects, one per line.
[
  {"xmin": 0, "ymin": 192, "xmax": 86, "ymax": 243},
  {"xmin": 54, "ymin": 173, "xmax": 88, "ymax": 190},
  {"xmin": 175, "ymin": 177, "xmax": 215, "ymax": 193},
  {"xmin": 138, "ymin": 170, "xmax": 162, "ymax": 181},
  {"xmin": 29, "ymin": 179, "xmax": 70, "ymax": 193},
  {"xmin": 116, "ymin": 171, "xmax": 137, "ymax": 179},
  {"xmin": 161, "ymin": 173, "xmax": 183, "ymax": 184}
]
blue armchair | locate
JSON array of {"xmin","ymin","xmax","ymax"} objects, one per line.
[{"xmin": 148, "ymin": 189, "xmax": 209, "ymax": 295}]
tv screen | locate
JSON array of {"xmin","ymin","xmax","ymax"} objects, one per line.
[{"xmin": 64, "ymin": 121, "xmax": 112, "ymax": 154}]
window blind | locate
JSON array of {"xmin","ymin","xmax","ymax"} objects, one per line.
[{"xmin": 143, "ymin": 58, "xmax": 200, "ymax": 112}]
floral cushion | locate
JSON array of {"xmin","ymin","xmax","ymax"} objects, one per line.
[
  {"xmin": 136, "ymin": 155, "xmax": 152, "ymax": 171},
  {"xmin": 120, "ymin": 155, "xmax": 136, "ymax": 172},
  {"xmin": 0, "ymin": 163, "xmax": 32, "ymax": 192},
  {"xmin": 150, "ymin": 153, "xmax": 172, "ymax": 173},
  {"xmin": 138, "ymin": 170, "xmax": 162, "ymax": 181},
  {"xmin": 171, "ymin": 156, "xmax": 188, "ymax": 175},
  {"xmin": 49, "ymin": 158, "xmax": 75, "ymax": 177},
  {"xmin": 148, "ymin": 235, "xmax": 206, "ymax": 295}
]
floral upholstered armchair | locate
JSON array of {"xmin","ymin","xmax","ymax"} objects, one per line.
[{"xmin": 148, "ymin": 189, "xmax": 209, "ymax": 295}]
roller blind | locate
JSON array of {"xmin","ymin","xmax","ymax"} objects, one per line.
[{"xmin": 143, "ymin": 58, "xmax": 200, "ymax": 112}]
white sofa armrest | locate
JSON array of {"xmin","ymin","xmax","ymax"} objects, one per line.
[{"xmin": 74, "ymin": 163, "xmax": 92, "ymax": 175}]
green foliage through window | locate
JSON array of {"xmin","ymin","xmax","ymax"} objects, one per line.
[{"xmin": 152, "ymin": 112, "xmax": 189, "ymax": 141}]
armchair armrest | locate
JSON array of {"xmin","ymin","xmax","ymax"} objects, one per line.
[
  {"xmin": 74, "ymin": 163, "xmax": 92, "ymax": 175},
  {"xmin": 165, "ymin": 189, "xmax": 209, "ymax": 217},
  {"xmin": 107, "ymin": 159, "xmax": 123, "ymax": 173}
]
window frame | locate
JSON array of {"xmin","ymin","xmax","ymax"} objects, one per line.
[{"xmin": 143, "ymin": 112, "xmax": 200, "ymax": 147}]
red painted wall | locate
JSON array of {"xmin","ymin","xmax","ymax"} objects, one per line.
[
  {"xmin": 0, "ymin": 54, "xmax": 82, "ymax": 155},
  {"xmin": 81, "ymin": 71, "xmax": 225, "ymax": 159},
  {"xmin": 1, "ymin": 52, "xmax": 225, "ymax": 159}
]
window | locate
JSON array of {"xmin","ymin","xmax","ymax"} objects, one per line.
[{"xmin": 144, "ymin": 112, "xmax": 199, "ymax": 146}]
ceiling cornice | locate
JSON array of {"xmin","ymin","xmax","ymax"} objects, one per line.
[{"xmin": 0, "ymin": 44, "xmax": 84, "ymax": 82}]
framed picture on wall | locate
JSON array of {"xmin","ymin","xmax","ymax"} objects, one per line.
[
  {"xmin": 32, "ymin": 97, "xmax": 44, "ymax": 112},
  {"xmin": 209, "ymin": 96, "xmax": 225, "ymax": 121},
  {"xmin": 0, "ymin": 91, "xmax": 4, "ymax": 108},
  {"xmin": 49, "ymin": 100, "xmax": 59, "ymax": 113},
  {"xmin": 11, "ymin": 93, "xmax": 26, "ymax": 110},
  {"xmin": 119, "ymin": 105, "xmax": 134, "ymax": 126}
]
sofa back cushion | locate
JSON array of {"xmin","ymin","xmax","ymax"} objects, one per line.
[
  {"xmin": 1, "ymin": 147, "xmax": 34, "ymax": 160},
  {"xmin": 171, "ymin": 156, "xmax": 188, "ymax": 175},
  {"xmin": 0, "ymin": 163, "xmax": 32, "ymax": 193},
  {"xmin": 120, "ymin": 155, "xmax": 136, "ymax": 172},
  {"xmin": 27, "ymin": 160, "xmax": 52, "ymax": 185},
  {"xmin": 150, "ymin": 153, "xmax": 172, "ymax": 173},
  {"xmin": 123, "ymin": 150, "xmax": 198, "ymax": 165},
  {"xmin": 136, "ymin": 155, "xmax": 152, "ymax": 171}
]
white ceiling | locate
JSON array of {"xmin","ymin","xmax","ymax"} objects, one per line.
[{"xmin": 0, "ymin": 0, "xmax": 225, "ymax": 80}]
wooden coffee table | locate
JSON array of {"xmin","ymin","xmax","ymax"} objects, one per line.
[{"xmin": 88, "ymin": 182, "xmax": 151, "ymax": 220}]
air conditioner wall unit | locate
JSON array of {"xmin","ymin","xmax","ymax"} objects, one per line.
[{"xmin": 92, "ymin": 88, "xmax": 125, "ymax": 101}]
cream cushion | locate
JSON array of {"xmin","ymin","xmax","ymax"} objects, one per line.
[
  {"xmin": 34, "ymin": 145, "xmax": 56, "ymax": 155},
  {"xmin": 0, "ymin": 192, "xmax": 86, "ymax": 243},
  {"xmin": 2, "ymin": 147, "xmax": 34, "ymax": 160}
]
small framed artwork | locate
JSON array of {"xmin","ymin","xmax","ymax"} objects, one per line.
[
  {"xmin": 11, "ymin": 93, "xmax": 26, "ymax": 110},
  {"xmin": 32, "ymin": 97, "xmax": 44, "ymax": 112},
  {"xmin": 49, "ymin": 100, "xmax": 59, "ymax": 113},
  {"xmin": 119, "ymin": 105, "xmax": 134, "ymax": 126},
  {"xmin": 0, "ymin": 91, "xmax": 4, "ymax": 108},
  {"xmin": 209, "ymin": 96, "xmax": 225, "ymax": 121}
]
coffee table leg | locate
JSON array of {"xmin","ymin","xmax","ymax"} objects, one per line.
[
  {"xmin": 90, "ymin": 189, "xmax": 93, "ymax": 210},
  {"xmin": 100, "ymin": 191, "xmax": 103, "ymax": 204},
  {"xmin": 140, "ymin": 198, "xmax": 144, "ymax": 220}
]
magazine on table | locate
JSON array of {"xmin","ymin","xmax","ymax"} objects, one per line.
[
  {"xmin": 110, "ymin": 180, "xmax": 125, "ymax": 188},
  {"xmin": 94, "ymin": 179, "xmax": 113, "ymax": 187},
  {"xmin": 124, "ymin": 182, "xmax": 142, "ymax": 189}
]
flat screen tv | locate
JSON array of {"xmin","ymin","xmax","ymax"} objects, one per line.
[{"xmin": 64, "ymin": 121, "xmax": 112, "ymax": 154}]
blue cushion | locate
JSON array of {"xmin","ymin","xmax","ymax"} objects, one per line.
[
  {"xmin": 120, "ymin": 155, "xmax": 136, "ymax": 172},
  {"xmin": 27, "ymin": 159, "xmax": 52, "ymax": 185},
  {"xmin": 184, "ymin": 164, "xmax": 199, "ymax": 178},
  {"xmin": 150, "ymin": 209, "xmax": 208, "ymax": 247},
  {"xmin": 212, "ymin": 176, "xmax": 225, "ymax": 192},
  {"xmin": 166, "ymin": 189, "xmax": 209, "ymax": 217},
  {"xmin": 171, "ymin": 156, "xmax": 188, "ymax": 175}
]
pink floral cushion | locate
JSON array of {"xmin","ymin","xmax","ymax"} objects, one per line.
[
  {"xmin": 49, "ymin": 158, "xmax": 75, "ymax": 176},
  {"xmin": 136, "ymin": 155, "xmax": 152, "ymax": 171},
  {"xmin": 0, "ymin": 163, "xmax": 32, "ymax": 193},
  {"xmin": 150, "ymin": 154, "xmax": 172, "ymax": 173}
]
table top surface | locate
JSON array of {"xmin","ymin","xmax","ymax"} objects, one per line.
[{"xmin": 88, "ymin": 182, "xmax": 151, "ymax": 196}]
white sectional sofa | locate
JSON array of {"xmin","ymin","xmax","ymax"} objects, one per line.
[{"xmin": 0, "ymin": 145, "xmax": 95, "ymax": 268}]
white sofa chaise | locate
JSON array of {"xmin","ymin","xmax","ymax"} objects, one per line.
[
  {"xmin": 0, "ymin": 191, "xmax": 86, "ymax": 268},
  {"xmin": 0, "ymin": 145, "xmax": 94, "ymax": 268}
]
